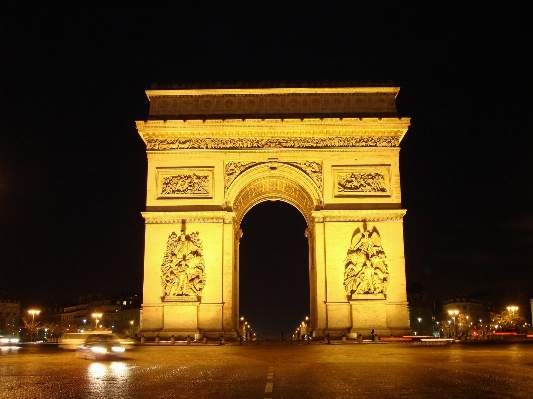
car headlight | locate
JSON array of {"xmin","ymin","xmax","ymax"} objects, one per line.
[
  {"xmin": 91, "ymin": 347, "xmax": 108, "ymax": 354},
  {"xmin": 111, "ymin": 346, "xmax": 125, "ymax": 353}
]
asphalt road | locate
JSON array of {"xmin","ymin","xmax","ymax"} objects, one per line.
[{"xmin": 1, "ymin": 341, "xmax": 532, "ymax": 398}]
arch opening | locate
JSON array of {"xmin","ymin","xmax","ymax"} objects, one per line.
[{"xmin": 239, "ymin": 201, "xmax": 309, "ymax": 340}]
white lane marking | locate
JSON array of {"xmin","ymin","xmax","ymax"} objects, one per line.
[{"xmin": 265, "ymin": 366, "xmax": 274, "ymax": 396}]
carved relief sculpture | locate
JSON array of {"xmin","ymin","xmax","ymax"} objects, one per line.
[
  {"xmin": 225, "ymin": 161, "xmax": 322, "ymax": 194},
  {"xmin": 146, "ymin": 136, "xmax": 400, "ymax": 151},
  {"xmin": 343, "ymin": 223, "xmax": 389, "ymax": 297},
  {"xmin": 337, "ymin": 172, "xmax": 386, "ymax": 193},
  {"xmin": 161, "ymin": 229, "xmax": 207, "ymax": 298},
  {"xmin": 161, "ymin": 173, "xmax": 209, "ymax": 195},
  {"xmin": 289, "ymin": 161, "xmax": 322, "ymax": 191},
  {"xmin": 224, "ymin": 162, "xmax": 258, "ymax": 193}
]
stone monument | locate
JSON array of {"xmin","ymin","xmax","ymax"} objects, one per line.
[{"xmin": 136, "ymin": 84, "xmax": 412, "ymax": 338}]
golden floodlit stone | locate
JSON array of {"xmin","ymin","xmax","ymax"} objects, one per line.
[{"xmin": 136, "ymin": 86, "xmax": 412, "ymax": 339}]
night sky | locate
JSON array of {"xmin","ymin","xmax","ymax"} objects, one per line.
[{"xmin": 1, "ymin": 3, "xmax": 532, "ymax": 337}]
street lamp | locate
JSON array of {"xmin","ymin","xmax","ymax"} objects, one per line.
[
  {"xmin": 28, "ymin": 309, "xmax": 40, "ymax": 342},
  {"xmin": 28, "ymin": 309, "xmax": 40, "ymax": 322},
  {"xmin": 507, "ymin": 306, "xmax": 518, "ymax": 314},
  {"xmin": 92, "ymin": 313, "xmax": 102, "ymax": 329},
  {"xmin": 448, "ymin": 310, "xmax": 459, "ymax": 338}
]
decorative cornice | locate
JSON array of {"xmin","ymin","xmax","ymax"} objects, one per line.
[
  {"xmin": 142, "ymin": 211, "xmax": 235, "ymax": 224},
  {"xmin": 311, "ymin": 210, "xmax": 407, "ymax": 223},
  {"xmin": 136, "ymin": 119, "xmax": 410, "ymax": 149},
  {"xmin": 136, "ymin": 117, "xmax": 410, "ymax": 130},
  {"xmin": 146, "ymin": 87, "xmax": 400, "ymax": 96}
]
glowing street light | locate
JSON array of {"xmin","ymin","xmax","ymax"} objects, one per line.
[
  {"xmin": 28, "ymin": 309, "xmax": 41, "ymax": 342},
  {"xmin": 28, "ymin": 309, "xmax": 40, "ymax": 322},
  {"xmin": 92, "ymin": 313, "xmax": 102, "ymax": 329},
  {"xmin": 507, "ymin": 306, "xmax": 518, "ymax": 314},
  {"xmin": 448, "ymin": 310, "xmax": 459, "ymax": 338}
]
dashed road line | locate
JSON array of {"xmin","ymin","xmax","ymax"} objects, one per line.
[{"xmin": 264, "ymin": 366, "xmax": 274, "ymax": 398}]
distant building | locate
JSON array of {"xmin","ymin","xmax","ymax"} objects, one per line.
[
  {"xmin": 442, "ymin": 296, "xmax": 491, "ymax": 326},
  {"xmin": 41, "ymin": 293, "xmax": 141, "ymax": 335},
  {"xmin": 530, "ymin": 299, "xmax": 533, "ymax": 326},
  {"xmin": 0, "ymin": 294, "xmax": 21, "ymax": 336},
  {"xmin": 407, "ymin": 292, "xmax": 435, "ymax": 335}
]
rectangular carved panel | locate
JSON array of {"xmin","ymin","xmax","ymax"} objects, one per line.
[
  {"xmin": 333, "ymin": 165, "xmax": 391, "ymax": 197},
  {"xmin": 156, "ymin": 168, "xmax": 214, "ymax": 199}
]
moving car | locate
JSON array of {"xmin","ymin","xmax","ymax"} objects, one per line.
[
  {"xmin": 76, "ymin": 334, "xmax": 126, "ymax": 360},
  {"xmin": 0, "ymin": 335, "xmax": 19, "ymax": 345},
  {"xmin": 58, "ymin": 330, "xmax": 113, "ymax": 350}
]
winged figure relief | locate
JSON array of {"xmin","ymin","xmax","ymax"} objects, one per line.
[
  {"xmin": 161, "ymin": 230, "xmax": 207, "ymax": 297},
  {"xmin": 344, "ymin": 223, "xmax": 389, "ymax": 296}
]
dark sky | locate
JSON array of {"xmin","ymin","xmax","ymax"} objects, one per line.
[{"xmin": 1, "ymin": 3, "xmax": 532, "ymax": 336}]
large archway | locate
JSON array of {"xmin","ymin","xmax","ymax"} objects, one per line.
[
  {"xmin": 239, "ymin": 201, "xmax": 308, "ymax": 339},
  {"xmin": 136, "ymin": 85, "xmax": 412, "ymax": 339}
]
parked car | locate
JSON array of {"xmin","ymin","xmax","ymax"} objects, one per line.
[{"xmin": 76, "ymin": 334, "xmax": 126, "ymax": 360}]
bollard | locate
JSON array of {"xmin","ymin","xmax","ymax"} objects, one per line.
[
  {"xmin": 186, "ymin": 335, "xmax": 191, "ymax": 345},
  {"xmin": 171, "ymin": 335, "xmax": 175, "ymax": 345},
  {"xmin": 357, "ymin": 334, "xmax": 363, "ymax": 343},
  {"xmin": 203, "ymin": 334, "xmax": 207, "ymax": 344},
  {"xmin": 341, "ymin": 332, "xmax": 346, "ymax": 343},
  {"xmin": 374, "ymin": 334, "xmax": 379, "ymax": 342},
  {"xmin": 155, "ymin": 335, "xmax": 160, "ymax": 345},
  {"xmin": 239, "ymin": 335, "xmax": 243, "ymax": 345},
  {"xmin": 220, "ymin": 335, "xmax": 225, "ymax": 345},
  {"xmin": 141, "ymin": 335, "xmax": 145, "ymax": 344}
]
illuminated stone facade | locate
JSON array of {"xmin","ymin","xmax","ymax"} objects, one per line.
[{"xmin": 136, "ymin": 86, "xmax": 411, "ymax": 338}]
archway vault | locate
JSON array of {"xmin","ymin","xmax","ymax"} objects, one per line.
[
  {"xmin": 136, "ymin": 85, "xmax": 412, "ymax": 339},
  {"xmin": 226, "ymin": 162, "xmax": 323, "ymax": 228}
]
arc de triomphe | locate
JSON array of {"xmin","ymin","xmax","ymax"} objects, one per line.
[{"xmin": 136, "ymin": 85, "xmax": 412, "ymax": 339}]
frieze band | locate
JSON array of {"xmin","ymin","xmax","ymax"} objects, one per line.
[
  {"xmin": 311, "ymin": 210, "xmax": 406, "ymax": 223},
  {"xmin": 146, "ymin": 136, "xmax": 400, "ymax": 151}
]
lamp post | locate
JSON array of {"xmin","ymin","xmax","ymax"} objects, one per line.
[
  {"xmin": 92, "ymin": 313, "xmax": 102, "ymax": 329},
  {"xmin": 28, "ymin": 309, "xmax": 40, "ymax": 342},
  {"xmin": 507, "ymin": 306, "xmax": 519, "ymax": 332},
  {"xmin": 448, "ymin": 310, "xmax": 459, "ymax": 339}
]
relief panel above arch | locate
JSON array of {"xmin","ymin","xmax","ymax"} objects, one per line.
[{"xmin": 224, "ymin": 160, "xmax": 323, "ymax": 195}]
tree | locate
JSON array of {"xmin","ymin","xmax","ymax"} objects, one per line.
[
  {"xmin": 491, "ymin": 309, "xmax": 527, "ymax": 332},
  {"xmin": 21, "ymin": 317, "xmax": 41, "ymax": 342}
]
